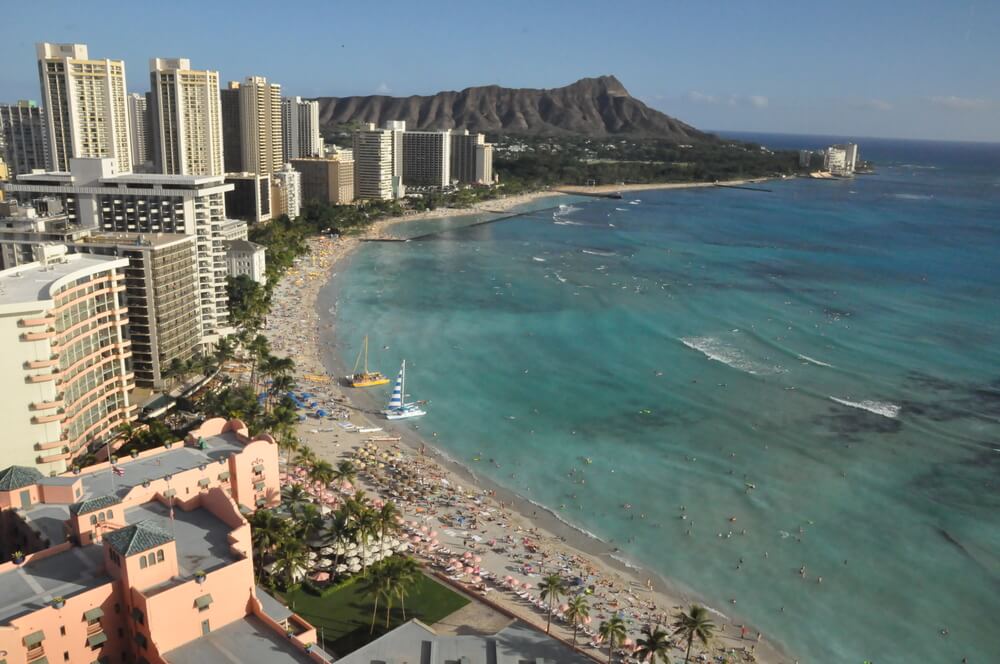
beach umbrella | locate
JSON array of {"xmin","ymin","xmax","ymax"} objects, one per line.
[
  {"xmin": 584, "ymin": 616, "xmax": 593, "ymax": 625},
  {"xmin": 311, "ymin": 571, "xmax": 330, "ymax": 582},
  {"xmin": 473, "ymin": 555, "xmax": 482, "ymax": 563},
  {"xmin": 420, "ymin": 526, "xmax": 429, "ymax": 534},
  {"xmin": 472, "ymin": 576, "xmax": 482, "ymax": 584},
  {"xmin": 335, "ymin": 564, "xmax": 348, "ymax": 573},
  {"xmin": 510, "ymin": 579, "xmax": 520, "ymax": 588},
  {"xmin": 521, "ymin": 582, "xmax": 532, "ymax": 589},
  {"xmin": 430, "ymin": 530, "xmax": 438, "ymax": 538},
  {"xmin": 464, "ymin": 566, "xmax": 475, "ymax": 574},
  {"xmin": 462, "ymin": 551, "xmax": 472, "ymax": 559}
]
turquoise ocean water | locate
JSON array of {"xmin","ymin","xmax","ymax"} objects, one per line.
[{"xmin": 323, "ymin": 136, "xmax": 1000, "ymax": 663}]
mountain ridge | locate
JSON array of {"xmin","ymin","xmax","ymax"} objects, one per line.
[{"xmin": 312, "ymin": 76, "xmax": 714, "ymax": 140}]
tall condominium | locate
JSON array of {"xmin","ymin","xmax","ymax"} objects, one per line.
[
  {"xmin": 0, "ymin": 248, "xmax": 134, "ymax": 473},
  {"xmin": 0, "ymin": 101, "xmax": 50, "ymax": 176},
  {"xmin": 224, "ymin": 172, "xmax": 272, "ymax": 224},
  {"xmin": 383, "ymin": 120, "xmax": 406, "ymax": 181},
  {"xmin": 220, "ymin": 82, "xmax": 243, "ymax": 172},
  {"xmin": 126, "ymin": 93, "xmax": 152, "ymax": 171},
  {"xmin": 36, "ymin": 42, "xmax": 132, "ymax": 173},
  {"xmin": 450, "ymin": 129, "xmax": 494, "ymax": 184},
  {"xmin": 402, "ymin": 130, "xmax": 451, "ymax": 188},
  {"xmin": 352, "ymin": 124, "xmax": 395, "ymax": 200},
  {"xmin": 149, "ymin": 58, "xmax": 224, "ymax": 176},
  {"xmin": 72, "ymin": 233, "xmax": 201, "ymax": 388},
  {"xmin": 291, "ymin": 154, "xmax": 355, "ymax": 206},
  {"xmin": 237, "ymin": 77, "xmax": 283, "ymax": 175},
  {"xmin": 281, "ymin": 96, "xmax": 322, "ymax": 159},
  {"xmin": 271, "ymin": 162, "xmax": 302, "ymax": 219},
  {"xmin": 5, "ymin": 158, "xmax": 233, "ymax": 342}
]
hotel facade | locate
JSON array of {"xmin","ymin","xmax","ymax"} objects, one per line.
[{"xmin": 0, "ymin": 250, "xmax": 135, "ymax": 474}]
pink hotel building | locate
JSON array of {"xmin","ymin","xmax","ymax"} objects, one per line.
[{"xmin": 0, "ymin": 418, "xmax": 325, "ymax": 664}]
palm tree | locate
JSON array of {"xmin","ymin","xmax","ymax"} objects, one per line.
[
  {"xmin": 249, "ymin": 509, "xmax": 288, "ymax": 565},
  {"xmin": 247, "ymin": 334, "xmax": 271, "ymax": 388},
  {"xmin": 599, "ymin": 616, "xmax": 627, "ymax": 664},
  {"xmin": 564, "ymin": 594, "xmax": 590, "ymax": 647},
  {"xmin": 281, "ymin": 483, "xmax": 310, "ymax": 516},
  {"xmin": 375, "ymin": 501, "xmax": 401, "ymax": 550},
  {"xmin": 387, "ymin": 556, "xmax": 421, "ymax": 620},
  {"xmin": 332, "ymin": 459, "xmax": 357, "ymax": 489},
  {"xmin": 277, "ymin": 437, "xmax": 300, "ymax": 466},
  {"xmin": 672, "ymin": 605, "xmax": 715, "ymax": 664},
  {"xmin": 635, "ymin": 625, "xmax": 672, "ymax": 663},
  {"xmin": 271, "ymin": 540, "xmax": 309, "ymax": 589},
  {"xmin": 353, "ymin": 507, "xmax": 379, "ymax": 576},
  {"xmin": 361, "ymin": 564, "xmax": 392, "ymax": 633},
  {"xmin": 307, "ymin": 459, "xmax": 336, "ymax": 487},
  {"xmin": 214, "ymin": 336, "xmax": 236, "ymax": 368},
  {"xmin": 538, "ymin": 573, "xmax": 567, "ymax": 634}
]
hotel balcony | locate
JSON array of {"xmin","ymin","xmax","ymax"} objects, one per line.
[
  {"xmin": 24, "ymin": 356, "xmax": 61, "ymax": 370},
  {"xmin": 30, "ymin": 399, "xmax": 64, "ymax": 411},
  {"xmin": 25, "ymin": 371, "xmax": 61, "ymax": 384},
  {"xmin": 31, "ymin": 410, "xmax": 64, "ymax": 425},
  {"xmin": 21, "ymin": 329, "xmax": 56, "ymax": 341},
  {"xmin": 18, "ymin": 316, "xmax": 55, "ymax": 328}
]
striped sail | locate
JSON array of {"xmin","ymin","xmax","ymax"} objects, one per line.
[{"xmin": 387, "ymin": 365, "xmax": 404, "ymax": 410}]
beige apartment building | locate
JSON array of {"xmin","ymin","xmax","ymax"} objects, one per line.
[
  {"xmin": 236, "ymin": 77, "xmax": 283, "ymax": 175},
  {"xmin": 4, "ymin": 158, "xmax": 233, "ymax": 343},
  {"xmin": 352, "ymin": 124, "xmax": 395, "ymax": 200},
  {"xmin": 291, "ymin": 155, "xmax": 354, "ymax": 205},
  {"xmin": 126, "ymin": 92, "xmax": 151, "ymax": 171},
  {"xmin": 450, "ymin": 129, "xmax": 494, "ymax": 184},
  {"xmin": 281, "ymin": 96, "xmax": 322, "ymax": 159},
  {"xmin": 0, "ymin": 249, "xmax": 135, "ymax": 473},
  {"xmin": 0, "ymin": 101, "xmax": 50, "ymax": 176},
  {"xmin": 149, "ymin": 58, "xmax": 224, "ymax": 176},
  {"xmin": 72, "ymin": 233, "xmax": 201, "ymax": 388},
  {"xmin": 36, "ymin": 43, "xmax": 132, "ymax": 173}
]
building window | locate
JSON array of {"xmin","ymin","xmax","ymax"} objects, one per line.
[
  {"xmin": 60, "ymin": 626, "xmax": 66, "ymax": 636},
  {"xmin": 139, "ymin": 557, "xmax": 147, "ymax": 569},
  {"xmin": 156, "ymin": 550, "xmax": 164, "ymax": 563},
  {"xmin": 147, "ymin": 552, "xmax": 155, "ymax": 567}
]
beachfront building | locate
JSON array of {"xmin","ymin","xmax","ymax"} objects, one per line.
[
  {"xmin": 1, "ymin": 101, "xmax": 50, "ymax": 176},
  {"xmin": 450, "ymin": 129, "xmax": 494, "ymax": 185},
  {"xmin": 71, "ymin": 233, "xmax": 202, "ymax": 388},
  {"xmin": 281, "ymin": 96, "xmax": 322, "ymax": 159},
  {"xmin": 4, "ymin": 157, "xmax": 233, "ymax": 343},
  {"xmin": 0, "ymin": 200, "xmax": 91, "ymax": 269},
  {"xmin": 149, "ymin": 58, "xmax": 225, "ymax": 176},
  {"xmin": 236, "ymin": 76, "xmax": 284, "ymax": 176},
  {"xmin": 291, "ymin": 154, "xmax": 355, "ymax": 205},
  {"xmin": 0, "ymin": 249, "xmax": 135, "ymax": 473},
  {"xmin": 221, "ymin": 218, "xmax": 248, "ymax": 241},
  {"xmin": 383, "ymin": 120, "xmax": 406, "ymax": 181},
  {"xmin": 220, "ymin": 81, "xmax": 243, "ymax": 172},
  {"xmin": 402, "ymin": 130, "xmax": 451, "ymax": 188},
  {"xmin": 824, "ymin": 146, "xmax": 848, "ymax": 175},
  {"xmin": 36, "ymin": 43, "xmax": 132, "ymax": 173},
  {"xmin": 352, "ymin": 123, "xmax": 397, "ymax": 201},
  {"xmin": 339, "ymin": 619, "xmax": 593, "ymax": 664},
  {"xmin": 127, "ymin": 92, "xmax": 153, "ymax": 171},
  {"xmin": 225, "ymin": 172, "xmax": 272, "ymax": 224},
  {"xmin": 271, "ymin": 162, "xmax": 302, "ymax": 219},
  {"xmin": 0, "ymin": 418, "xmax": 320, "ymax": 664},
  {"xmin": 834, "ymin": 142, "xmax": 859, "ymax": 173},
  {"xmin": 225, "ymin": 239, "xmax": 267, "ymax": 285}
]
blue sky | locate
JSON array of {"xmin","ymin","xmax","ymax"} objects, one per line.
[{"xmin": 4, "ymin": 0, "xmax": 998, "ymax": 141}]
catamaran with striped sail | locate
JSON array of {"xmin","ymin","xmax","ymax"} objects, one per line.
[{"xmin": 382, "ymin": 360, "xmax": 426, "ymax": 420}]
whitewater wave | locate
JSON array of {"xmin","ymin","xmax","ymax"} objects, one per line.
[
  {"xmin": 615, "ymin": 207, "xmax": 629, "ymax": 211},
  {"xmin": 582, "ymin": 249, "xmax": 616, "ymax": 257},
  {"xmin": 532, "ymin": 256, "xmax": 547, "ymax": 262},
  {"xmin": 553, "ymin": 272, "xmax": 568, "ymax": 283},
  {"xmin": 893, "ymin": 193, "xmax": 933, "ymax": 201},
  {"xmin": 522, "ymin": 497, "xmax": 607, "ymax": 543},
  {"xmin": 829, "ymin": 397, "xmax": 900, "ymax": 418},
  {"xmin": 609, "ymin": 554, "xmax": 643, "ymax": 571},
  {"xmin": 680, "ymin": 336, "xmax": 785, "ymax": 375},
  {"xmin": 798, "ymin": 354, "xmax": 834, "ymax": 368},
  {"xmin": 553, "ymin": 219, "xmax": 586, "ymax": 226}
]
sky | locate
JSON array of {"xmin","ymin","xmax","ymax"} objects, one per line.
[{"xmin": 3, "ymin": 0, "xmax": 999, "ymax": 142}]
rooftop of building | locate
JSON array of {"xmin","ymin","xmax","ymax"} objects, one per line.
[
  {"xmin": 163, "ymin": 615, "xmax": 316, "ymax": 664},
  {"xmin": 126, "ymin": 501, "xmax": 237, "ymax": 584},
  {"xmin": 0, "ymin": 252, "xmax": 126, "ymax": 305},
  {"xmin": 224, "ymin": 239, "xmax": 265, "ymax": 253},
  {"xmin": 0, "ymin": 539, "xmax": 107, "ymax": 622},
  {"xmin": 74, "ymin": 231, "xmax": 193, "ymax": 249},
  {"xmin": 104, "ymin": 519, "xmax": 173, "ymax": 557},
  {"xmin": 337, "ymin": 619, "xmax": 594, "ymax": 664},
  {"xmin": 0, "ymin": 466, "xmax": 43, "ymax": 491}
]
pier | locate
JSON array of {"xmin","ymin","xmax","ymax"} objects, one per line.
[
  {"xmin": 554, "ymin": 189, "xmax": 624, "ymax": 199},
  {"xmin": 714, "ymin": 183, "xmax": 772, "ymax": 192}
]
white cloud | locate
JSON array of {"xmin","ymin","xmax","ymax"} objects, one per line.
[
  {"xmin": 375, "ymin": 82, "xmax": 391, "ymax": 94},
  {"xmin": 687, "ymin": 91, "xmax": 719, "ymax": 104},
  {"xmin": 929, "ymin": 95, "xmax": 990, "ymax": 110},
  {"xmin": 854, "ymin": 98, "xmax": 893, "ymax": 111},
  {"xmin": 687, "ymin": 91, "xmax": 768, "ymax": 108}
]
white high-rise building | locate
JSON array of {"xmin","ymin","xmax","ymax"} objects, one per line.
[
  {"xmin": 238, "ymin": 76, "xmax": 283, "ymax": 175},
  {"xmin": 352, "ymin": 124, "xmax": 396, "ymax": 200},
  {"xmin": 36, "ymin": 42, "xmax": 132, "ymax": 173},
  {"xmin": 281, "ymin": 96, "xmax": 322, "ymax": 159},
  {"xmin": 272, "ymin": 163, "xmax": 301, "ymax": 219},
  {"xmin": 149, "ymin": 58, "xmax": 224, "ymax": 176},
  {"xmin": 383, "ymin": 120, "xmax": 406, "ymax": 181},
  {"xmin": 0, "ymin": 101, "xmax": 50, "ymax": 176},
  {"xmin": 127, "ymin": 93, "xmax": 151, "ymax": 170},
  {"xmin": 6, "ymin": 158, "xmax": 233, "ymax": 342}
]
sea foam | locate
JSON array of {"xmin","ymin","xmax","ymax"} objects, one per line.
[
  {"xmin": 680, "ymin": 336, "xmax": 784, "ymax": 375},
  {"xmin": 829, "ymin": 397, "xmax": 901, "ymax": 418},
  {"xmin": 797, "ymin": 354, "xmax": 834, "ymax": 368}
]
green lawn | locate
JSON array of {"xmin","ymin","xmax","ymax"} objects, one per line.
[{"xmin": 283, "ymin": 573, "xmax": 469, "ymax": 655}]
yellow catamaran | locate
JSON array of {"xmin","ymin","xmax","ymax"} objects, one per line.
[{"xmin": 346, "ymin": 336, "xmax": 390, "ymax": 387}]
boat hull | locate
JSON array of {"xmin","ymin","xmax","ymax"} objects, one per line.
[
  {"xmin": 383, "ymin": 406, "xmax": 426, "ymax": 420},
  {"xmin": 346, "ymin": 373, "xmax": 390, "ymax": 388}
]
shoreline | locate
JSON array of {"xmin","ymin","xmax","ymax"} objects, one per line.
[{"xmin": 263, "ymin": 186, "xmax": 796, "ymax": 663}]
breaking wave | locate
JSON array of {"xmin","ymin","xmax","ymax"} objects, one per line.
[
  {"xmin": 829, "ymin": 397, "xmax": 900, "ymax": 418},
  {"xmin": 680, "ymin": 336, "xmax": 785, "ymax": 375}
]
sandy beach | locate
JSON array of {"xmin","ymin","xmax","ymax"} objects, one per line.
[{"xmin": 261, "ymin": 190, "xmax": 796, "ymax": 663}]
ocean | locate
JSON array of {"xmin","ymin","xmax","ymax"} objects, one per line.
[{"xmin": 321, "ymin": 135, "xmax": 1000, "ymax": 663}]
